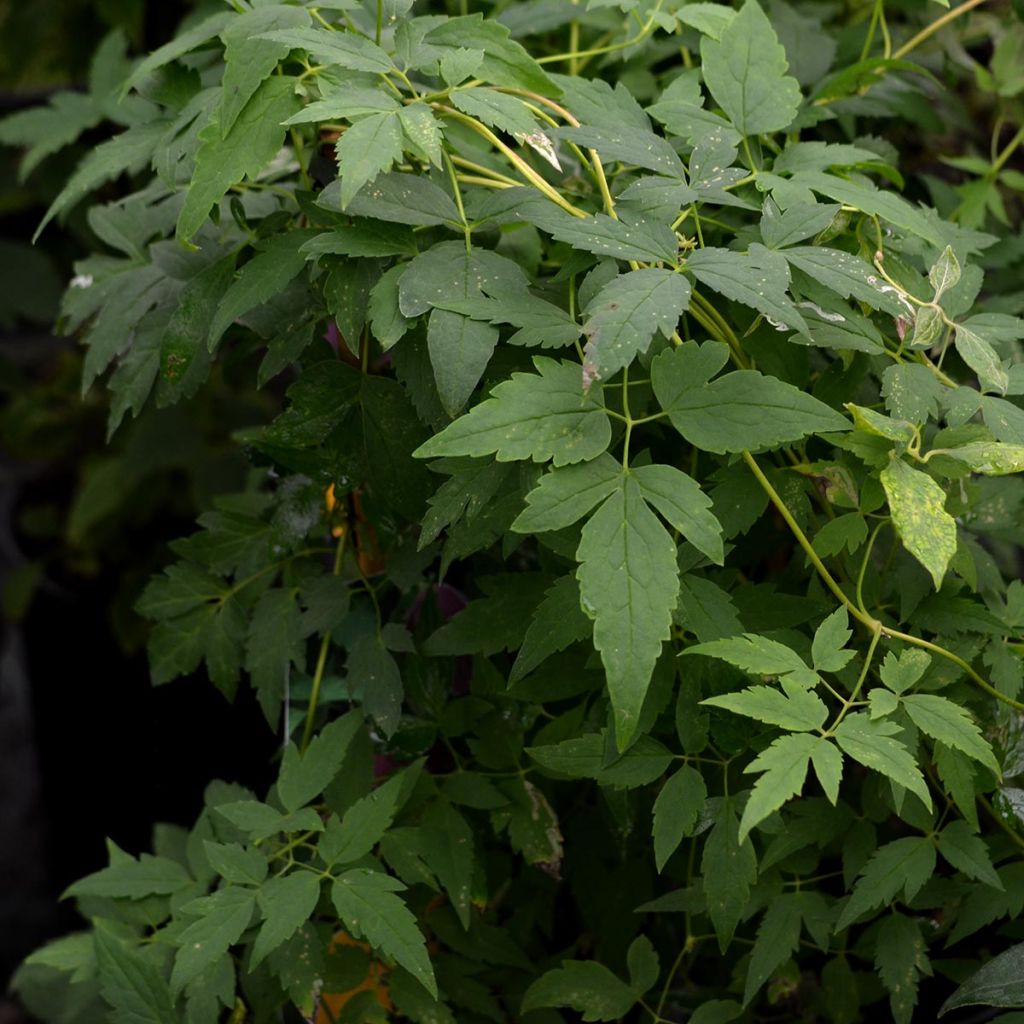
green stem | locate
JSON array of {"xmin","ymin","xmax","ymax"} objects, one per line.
[
  {"xmin": 855, "ymin": 519, "xmax": 886, "ymax": 617},
  {"xmin": 537, "ymin": 0, "xmax": 665, "ymax": 66},
  {"xmin": 375, "ymin": 0, "xmax": 383, "ymax": 44},
  {"xmin": 443, "ymin": 150, "xmax": 472, "ymax": 253},
  {"xmin": 300, "ymin": 528, "xmax": 349, "ymax": 752},
  {"xmin": 892, "ymin": 0, "xmax": 987, "ymax": 60},
  {"xmin": 991, "ymin": 125, "xmax": 1024, "ymax": 176},
  {"xmin": 826, "ymin": 626, "xmax": 881, "ymax": 735}
]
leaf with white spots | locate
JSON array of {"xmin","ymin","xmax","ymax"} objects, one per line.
[
  {"xmin": 880, "ymin": 457, "xmax": 956, "ymax": 590},
  {"xmin": 582, "ymin": 269, "xmax": 691, "ymax": 385},
  {"xmin": 170, "ymin": 887, "xmax": 256, "ymax": 995}
]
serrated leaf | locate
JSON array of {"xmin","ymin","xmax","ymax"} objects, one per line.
[
  {"xmin": 560, "ymin": 124, "xmax": 686, "ymax": 178},
  {"xmin": 171, "ymin": 887, "xmax": 256, "ymax": 994},
  {"xmin": 320, "ymin": 767, "xmax": 415, "ymax": 867},
  {"xmin": 833, "ymin": 713, "xmax": 932, "ymax": 810},
  {"xmin": 419, "ymin": 802, "xmax": 475, "ymax": 929},
  {"xmin": 339, "ymin": 171, "xmax": 460, "ymax": 226},
  {"xmin": 687, "ymin": 246, "xmax": 807, "ymax": 333},
  {"xmin": 521, "ymin": 961, "xmax": 637, "ymax": 1021},
  {"xmin": 177, "ymin": 77, "xmax": 300, "ymax": 241},
  {"xmin": 246, "ymin": 588, "xmax": 304, "ymax": 726},
  {"xmin": 739, "ymin": 733, "xmax": 822, "ymax": 841},
  {"xmin": 937, "ymin": 821, "xmax": 1002, "ymax": 888},
  {"xmin": 94, "ymin": 923, "xmax": 178, "ymax": 1024},
  {"xmin": 330, "ymin": 869, "xmax": 436, "ymax": 997},
  {"xmin": 700, "ymin": 0, "xmax": 801, "ymax": 136},
  {"xmin": 336, "ymin": 111, "xmax": 404, "ymax": 210},
  {"xmin": 414, "ymin": 357, "xmax": 611, "ymax": 466},
  {"xmin": 581, "ymin": 269, "xmax": 691, "ymax": 385},
  {"xmin": 509, "ymin": 575, "xmax": 593, "ymax": 683},
  {"xmin": 836, "ymin": 837, "xmax": 935, "ymax": 931},
  {"xmin": 513, "ymin": 453, "xmax": 622, "ymax": 534},
  {"xmin": 65, "ymin": 844, "xmax": 192, "ymax": 900},
  {"xmin": 348, "ymin": 632, "xmax": 404, "ymax": 737},
  {"xmin": 653, "ymin": 765, "xmax": 707, "ymax": 870},
  {"xmin": 901, "ymin": 694, "xmax": 999, "ymax": 774},
  {"xmin": 257, "ymin": 26, "xmax": 394, "ymax": 73},
  {"xmin": 702, "ymin": 800, "xmax": 757, "ymax": 950},
  {"xmin": 202, "ymin": 842, "xmax": 267, "ymax": 887},
  {"xmin": 686, "ymin": 633, "xmax": 817, "ymax": 688},
  {"xmin": 451, "ymin": 87, "xmax": 539, "ymax": 138},
  {"xmin": 577, "ymin": 475, "xmax": 679, "ymax": 748},
  {"xmin": 398, "ymin": 103, "xmax": 444, "ymax": 166},
  {"xmin": 251, "ymin": 872, "xmax": 322, "ymax": 967},
  {"xmin": 880, "ymin": 649, "xmax": 931, "ymax": 694},
  {"xmin": 219, "ymin": 6, "xmax": 307, "ymax": 136},
  {"xmin": 812, "ymin": 608, "xmax": 854, "ymax": 673},
  {"xmin": 277, "ymin": 713, "xmax": 363, "ymax": 812},
  {"xmin": 783, "ymin": 246, "xmax": 907, "ymax": 319},
  {"xmin": 880, "ymin": 457, "xmax": 956, "ymax": 590},
  {"xmin": 876, "ymin": 913, "xmax": 930, "ymax": 1024},
  {"xmin": 632, "ymin": 464, "xmax": 723, "ymax": 564},
  {"xmin": 652, "ymin": 342, "xmax": 847, "ymax": 453},
  {"xmin": 744, "ymin": 893, "xmax": 803, "ymax": 1005}
]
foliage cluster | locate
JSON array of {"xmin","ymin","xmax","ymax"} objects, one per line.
[{"xmin": 6, "ymin": 0, "xmax": 1024, "ymax": 1021}]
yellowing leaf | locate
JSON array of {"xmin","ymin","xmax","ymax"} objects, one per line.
[{"xmin": 880, "ymin": 457, "xmax": 956, "ymax": 590}]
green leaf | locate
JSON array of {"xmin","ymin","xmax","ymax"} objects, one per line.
[
  {"xmin": 423, "ymin": 15, "xmax": 559, "ymax": 95},
  {"xmin": 245, "ymin": 588, "xmax": 304, "ymax": 726},
  {"xmin": 336, "ymin": 111, "xmax": 404, "ymax": 210},
  {"xmin": 876, "ymin": 913, "xmax": 931, "ymax": 1024},
  {"xmin": 937, "ymin": 821, "xmax": 1002, "ymax": 888},
  {"xmin": 202, "ymin": 842, "xmax": 267, "ymax": 886},
  {"xmin": 348, "ymin": 632, "xmax": 404, "ymax": 737},
  {"xmin": 527, "ymin": 733, "xmax": 673, "ymax": 787},
  {"xmin": 653, "ymin": 765, "xmax": 707, "ymax": 871},
  {"xmin": 171, "ymin": 887, "xmax": 256, "ymax": 994},
  {"xmin": 702, "ymin": 800, "xmax": 758, "ymax": 950},
  {"xmin": 120, "ymin": 11, "xmax": 233, "ymax": 94},
  {"xmin": 940, "ymin": 942, "xmax": 1024, "ymax": 1015},
  {"xmin": 320, "ymin": 767, "xmax": 415, "ymax": 867},
  {"xmin": 740, "ymin": 733, "xmax": 827, "ymax": 841},
  {"xmin": 521, "ymin": 961, "xmax": 637, "ymax": 1021},
  {"xmin": 257, "ymin": 26, "xmax": 394, "ymax": 73},
  {"xmin": 834, "ymin": 713, "xmax": 932, "ymax": 810},
  {"xmin": 36, "ymin": 122, "xmax": 166, "ymax": 241},
  {"xmin": 700, "ymin": 0, "xmax": 801, "ymax": 136},
  {"xmin": 330, "ymin": 869, "xmax": 437, "ymax": 997},
  {"xmin": 339, "ymin": 171, "xmax": 461, "ymax": 226},
  {"xmin": 208, "ymin": 232, "xmax": 316, "ymax": 351},
  {"xmin": 652, "ymin": 342, "xmax": 848, "ymax": 453},
  {"xmin": 702, "ymin": 681, "xmax": 826, "ymax": 732},
  {"xmin": 880, "ymin": 457, "xmax": 957, "ymax": 590},
  {"xmin": 581, "ymin": 269, "xmax": 691, "ymax": 386},
  {"xmin": 744, "ymin": 894, "xmax": 803, "ymax": 1005},
  {"xmin": 277, "ymin": 713, "xmax": 363, "ymax": 812},
  {"xmin": 419, "ymin": 801, "xmax": 475, "ymax": 929},
  {"xmin": 955, "ymin": 324, "xmax": 1010, "ymax": 395},
  {"xmin": 219, "ymin": 6, "xmax": 308, "ymax": 136},
  {"xmin": 398, "ymin": 103, "xmax": 444, "ymax": 166},
  {"xmin": 687, "ymin": 247, "xmax": 808, "ymax": 333},
  {"xmin": 158, "ymin": 255, "xmax": 236, "ymax": 404},
  {"xmin": 632, "ymin": 464, "xmax": 724, "ymax": 565},
  {"xmin": 534, "ymin": 208, "xmax": 680, "ymax": 264},
  {"xmin": 837, "ymin": 837, "xmax": 935, "ymax": 931},
  {"xmin": 510, "ymin": 575, "xmax": 593, "ymax": 682},
  {"xmin": 782, "ymin": 246, "xmax": 907, "ymax": 319},
  {"xmin": 414, "ymin": 357, "xmax": 611, "ymax": 466},
  {"xmin": 686, "ymin": 633, "xmax": 817, "ymax": 687},
  {"xmin": 65, "ymin": 843, "xmax": 192, "ymax": 900},
  {"xmin": 94, "ymin": 923, "xmax": 178, "ymax": 1024},
  {"xmin": 251, "ymin": 871, "xmax": 322, "ymax": 967},
  {"xmin": 929, "ymin": 245, "xmax": 961, "ymax": 300},
  {"xmin": 627, "ymin": 936, "xmax": 660, "ymax": 996},
  {"xmin": 577, "ymin": 475, "xmax": 679, "ymax": 748},
  {"xmin": 760, "ymin": 199, "xmax": 841, "ymax": 249},
  {"xmin": 451, "ymin": 87, "xmax": 539, "ymax": 138},
  {"xmin": 900, "ymin": 695, "xmax": 999, "ymax": 774},
  {"xmin": 941, "ymin": 441, "xmax": 1024, "ymax": 475},
  {"xmin": 880, "ymin": 649, "xmax": 931, "ymax": 694},
  {"xmin": 812, "ymin": 608, "xmax": 855, "ymax": 673},
  {"xmin": 177, "ymin": 76, "xmax": 300, "ymax": 241},
  {"xmin": 560, "ymin": 125, "xmax": 686, "ymax": 178},
  {"xmin": 513, "ymin": 453, "xmax": 622, "ymax": 533}
]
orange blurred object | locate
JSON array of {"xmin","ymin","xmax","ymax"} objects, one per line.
[{"xmin": 316, "ymin": 931, "xmax": 392, "ymax": 1023}]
